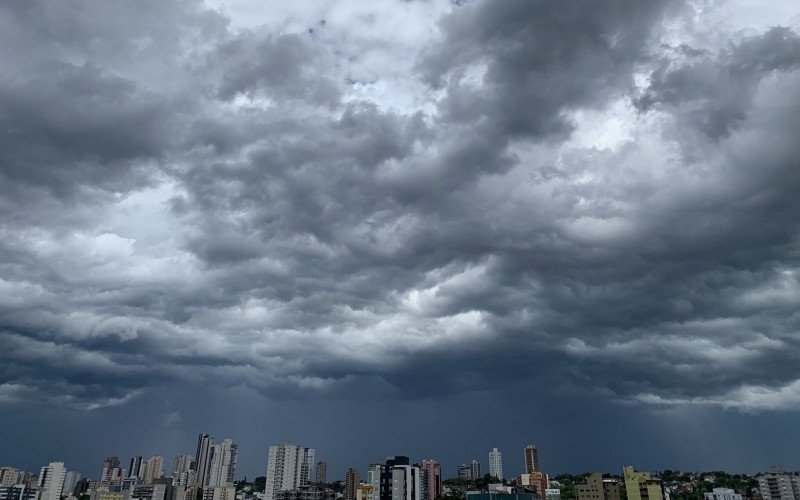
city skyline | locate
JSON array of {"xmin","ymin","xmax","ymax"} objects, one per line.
[{"xmin": 2, "ymin": 0, "xmax": 800, "ymax": 484}]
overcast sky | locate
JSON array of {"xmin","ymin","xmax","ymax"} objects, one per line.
[{"xmin": 2, "ymin": 0, "xmax": 800, "ymax": 482}]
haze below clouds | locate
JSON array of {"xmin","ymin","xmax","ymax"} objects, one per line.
[{"xmin": 1, "ymin": 0, "xmax": 800, "ymax": 480}]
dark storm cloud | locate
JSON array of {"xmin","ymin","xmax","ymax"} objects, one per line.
[{"xmin": 1, "ymin": 0, "xmax": 800, "ymax": 474}]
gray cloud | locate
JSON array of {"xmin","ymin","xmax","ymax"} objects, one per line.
[{"xmin": 1, "ymin": 0, "xmax": 800, "ymax": 477}]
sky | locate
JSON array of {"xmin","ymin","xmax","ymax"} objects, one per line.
[{"xmin": 2, "ymin": 0, "xmax": 800, "ymax": 483}]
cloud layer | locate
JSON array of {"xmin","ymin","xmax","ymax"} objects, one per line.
[{"xmin": 1, "ymin": 0, "xmax": 800, "ymax": 437}]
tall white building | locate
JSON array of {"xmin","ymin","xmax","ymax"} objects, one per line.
[
  {"xmin": 38, "ymin": 462, "xmax": 66, "ymax": 500},
  {"xmin": 488, "ymin": 449, "xmax": 503, "ymax": 481},
  {"xmin": 263, "ymin": 444, "xmax": 316, "ymax": 500},
  {"xmin": 196, "ymin": 434, "xmax": 214, "ymax": 489},
  {"xmin": 208, "ymin": 439, "xmax": 238, "ymax": 487},
  {"xmin": 63, "ymin": 471, "xmax": 82, "ymax": 496}
]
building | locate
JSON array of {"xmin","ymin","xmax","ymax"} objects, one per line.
[
  {"xmin": 208, "ymin": 439, "xmax": 238, "ymax": 487},
  {"xmin": 576, "ymin": 474, "xmax": 620, "ymax": 500},
  {"xmin": 0, "ymin": 485, "xmax": 37, "ymax": 500},
  {"xmin": 196, "ymin": 435, "xmax": 214, "ymax": 489},
  {"xmin": 545, "ymin": 490, "xmax": 560, "ymax": 500},
  {"xmin": 524, "ymin": 447, "xmax": 539, "ymax": 475},
  {"xmin": 469, "ymin": 461, "xmax": 481, "ymax": 482},
  {"xmin": 91, "ymin": 492, "xmax": 125, "ymax": 500},
  {"xmin": 357, "ymin": 485, "xmax": 375, "ymax": 500},
  {"xmin": 758, "ymin": 468, "xmax": 798, "ymax": 500},
  {"xmin": 519, "ymin": 473, "xmax": 549, "ymax": 498},
  {"xmin": 489, "ymin": 450, "xmax": 503, "ymax": 482},
  {"xmin": 416, "ymin": 461, "xmax": 441, "ymax": 500},
  {"xmin": 100, "ymin": 458, "xmax": 124, "ymax": 489},
  {"xmin": 274, "ymin": 486, "xmax": 335, "ymax": 500},
  {"xmin": 63, "ymin": 471, "xmax": 82, "ymax": 496},
  {"xmin": 371, "ymin": 457, "xmax": 419, "ymax": 500},
  {"xmin": 143, "ymin": 457, "xmax": 165, "ymax": 485},
  {"xmin": 264, "ymin": 444, "xmax": 316, "ymax": 500},
  {"xmin": 0, "ymin": 469, "xmax": 21, "ymax": 487},
  {"xmin": 130, "ymin": 458, "xmax": 144, "ymax": 480},
  {"xmin": 623, "ymin": 467, "xmax": 662, "ymax": 500},
  {"xmin": 203, "ymin": 486, "xmax": 235, "ymax": 500},
  {"xmin": 345, "ymin": 469, "xmax": 360, "ymax": 500},
  {"xmin": 315, "ymin": 463, "xmax": 327, "ymax": 486},
  {"xmin": 704, "ymin": 489, "xmax": 742, "ymax": 500},
  {"xmin": 465, "ymin": 492, "xmax": 538, "ymax": 500},
  {"xmin": 458, "ymin": 466, "xmax": 470, "ymax": 481},
  {"xmin": 38, "ymin": 462, "xmax": 66, "ymax": 500}
]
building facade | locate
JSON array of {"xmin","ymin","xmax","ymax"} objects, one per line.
[
  {"xmin": 315, "ymin": 463, "xmax": 327, "ymax": 485},
  {"xmin": 489, "ymin": 450, "xmax": 503, "ymax": 482},
  {"xmin": 576, "ymin": 473, "xmax": 620, "ymax": 500},
  {"xmin": 264, "ymin": 444, "xmax": 316, "ymax": 500},
  {"xmin": 622, "ymin": 467, "xmax": 662, "ymax": 500},
  {"xmin": 38, "ymin": 462, "xmax": 66, "ymax": 500},
  {"xmin": 143, "ymin": 457, "xmax": 165, "ymax": 485},
  {"xmin": 372, "ymin": 457, "xmax": 419, "ymax": 500},
  {"xmin": 524, "ymin": 447, "xmax": 539, "ymax": 475},
  {"xmin": 417, "ymin": 461, "xmax": 441, "ymax": 500},
  {"xmin": 704, "ymin": 489, "xmax": 743, "ymax": 500},
  {"xmin": 208, "ymin": 439, "xmax": 238, "ymax": 488},
  {"xmin": 758, "ymin": 468, "xmax": 799, "ymax": 500}
]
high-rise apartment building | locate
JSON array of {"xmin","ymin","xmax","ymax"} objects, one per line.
[
  {"xmin": 345, "ymin": 469, "xmax": 360, "ymax": 500},
  {"xmin": 488, "ymin": 449, "xmax": 503, "ymax": 481},
  {"xmin": 315, "ymin": 462, "xmax": 327, "ymax": 485},
  {"xmin": 0, "ymin": 468, "xmax": 21, "ymax": 487},
  {"xmin": 38, "ymin": 462, "xmax": 66, "ymax": 500},
  {"xmin": 416, "ymin": 461, "xmax": 441, "ymax": 500},
  {"xmin": 758, "ymin": 467, "xmax": 799, "ymax": 500},
  {"xmin": 373, "ymin": 456, "xmax": 419, "ymax": 500},
  {"xmin": 101, "ymin": 458, "xmax": 124, "ymax": 489},
  {"xmin": 144, "ymin": 457, "xmax": 165, "ymax": 485},
  {"xmin": 208, "ymin": 440, "xmax": 238, "ymax": 487},
  {"xmin": 622, "ymin": 467, "xmax": 662, "ymax": 500},
  {"xmin": 524, "ymin": 446, "xmax": 539, "ymax": 474},
  {"xmin": 196, "ymin": 434, "xmax": 214, "ymax": 489},
  {"xmin": 263, "ymin": 444, "xmax": 316, "ymax": 500},
  {"xmin": 469, "ymin": 461, "xmax": 481, "ymax": 481},
  {"xmin": 130, "ymin": 457, "xmax": 144, "ymax": 480}
]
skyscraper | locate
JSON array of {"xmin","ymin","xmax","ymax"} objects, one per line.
[
  {"xmin": 38, "ymin": 462, "xmax": 66, "ymax": 500},
  {"xmin": 263, "ymin": 444, "xmax": 316, "ymax": 500},
  {"xmin": 315, "ymin": 462, "xmax": 327, "ymax": 485},
  {"xmin": 129, "ymin": 457, "xmax": 144, "ymax": 480},
  {"xmin": 101, "ymin": 457, "xmax": 124, "ymax": 488},
  {"xmin": 488, "ymin": 449, "xmax": 503, "ymax": 481},
  {"xmin": 208, "ymin": 439, "xmax": 238, "ymax": 487},
  {"xmin": 416, "ymin": 461, "xmax": 441, "ymax": 500},
  {"xmin": 469, "ymin": 460, "xmax": 481, "ymax": 482},
  {"xmin": 345, "ymin": 468, "xmax": 360, "ymax": 500},
  {"xmin": 524, "ymin": 446, "xmax": 539, "ymax": 474},
  {"xmin": 196, "ymin": 434, "xmax": 213, "ymax": 489},
  {"xmin": 143, "ymin": 456, "xmax": 164, "ymax": 485}
]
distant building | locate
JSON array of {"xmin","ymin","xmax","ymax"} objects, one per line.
[
  {"xmin": 524, "ymin": 446, "xmax": 539, "ymax": 474},
  {"xmin": 0, "ymin": 485, "xmax": 37, "ymax": 500},
  {"xmin": 545, "ymin": 489, "xmax": 561, "ymax": 500},
  {"xmin": 373, "ymin": 456, "xmax": 420, "ymax": 500},
  {"xmin": 345, "ymin": 469, "xmax": 360, "ymax": 500},
  {"xmin": 357, "ymin": 484, "xmax": 374, "ymax": 500},
  {"xmin": 63, "ymin": 471, "xmax": 82, "ymax": 496},
  {"xmin": 38, "ymin": 462, "xmax": 66, "ymax": 500},
  {"xmin": 208, "ymin": 439, "xmax": 238, "ymax": 487},
  {"xmin": 315, "ymin": 463, "xmax": 327, "ymax": 485},
  {"xmin": 704, "ymin": 489, "xmax": 742, "ymax": 500},
  {"xmin": 196, "ymin": 435, "xmax": 214, "ymax": 489},
  {"xmin": 471, "ymin": 461, "xmax": 482, "ymax": 482},
  {"xmin": 203, "ymin": 486, "xmax": 235, "ymax": 500},
  {"xmin": 466, "ymin": 492, "xmax": 538, "ymax": 500},
  {"xmin": 274, "ymin": 486, "xmax": 334, "ymax": 500},
  {"xmin": 457, "ymin": 466, "xmax": 470, "ymax": 481},
  {"xmin": 416, "ymin": 461, "xmax": 441, "ymax": 500},
  {"xmin": 264, "ymin": 444, "xmax": 316, "ymax": 500},
  {"xmin": 489, "ymin": 450, "xmax": 503, "ymax": 481},
  {"xmin": 130, "ymin": 458, "xmax": 144, "ymax": 480},
  {"xmin": 758, "ymin": 468, "xmax": 798, "ymax": 500},
  {"xmin": 576, "ymin": 473, "xmax": 620, "ymax": 500},
  {"xmin": 623, "ymin": 467, "xmax": 662, "ymax": 500},
  {"xmin": 0, "ymin": 469, "xmax": 21, "ymax": 487},
  {"xmin": 144, "ymin": 457, "xmax": 165, "ymax": 485},
  {"xmin": 519, "ymin": 473, "xmax": 548, "ymax": 498}
]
